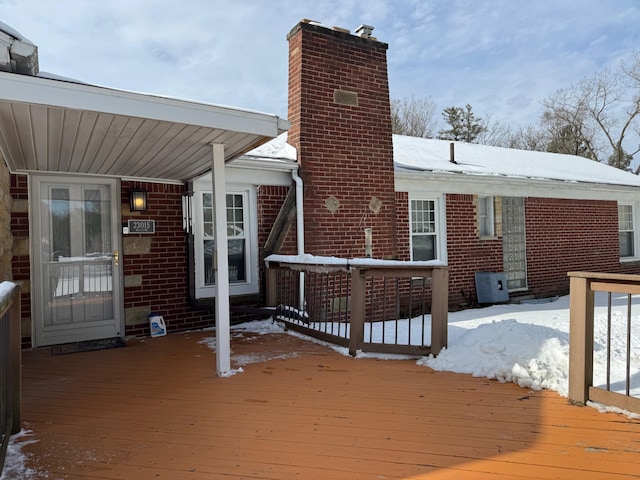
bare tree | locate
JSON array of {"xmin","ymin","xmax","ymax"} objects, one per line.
[
  {"xmin": 390, "ymin": 95, "xmax": 438, "ymax": 138},
  {"xmin": 541, "ymin": 51, "xmax": 640, "ymax": 171},
  {"xmin": 476, "ymin": 114, "xmax": 514, "ymax": 147},
  {"xmin": 505, "ymin": 124, "xmax": 550, "ymax": 151}
]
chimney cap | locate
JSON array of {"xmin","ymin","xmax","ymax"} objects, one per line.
[{"xmin": 355, "ymin": 24, "xmax": 374, "ymax": 38}]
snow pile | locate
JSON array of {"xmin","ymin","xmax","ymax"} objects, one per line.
[
  {"xmin": 421, "ymin": 319, "xmax": 570, "ymax": 394},
  {"xmin": 420, "ymin": 293, "xmax": 639, "ymax": 400},
  {"xmin": 0, "ymin": 430, "xmax": 38, "ymax": 480}
]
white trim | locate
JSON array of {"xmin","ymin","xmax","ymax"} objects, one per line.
[
  {"xmin": 618, "ymin": 202, "xmax": 640, "ymax": 261},
  {"xmin": 408, "ymin": 193, "xmax": 447, "ymax": 264},
  {"xmin": 29, "ymin": 174, "xmax": 123, "ymax": 347},
  {"xmin": 478, "ymin": 195, "xmax": 495, "ymax": 238},
  {"xmin": 193, "ymin": 186, "xmax": 259, "ymax": 298},
  {"xmin": 396, "ymin": 172, "xmax": 640, "ymax": 202},
  {"xmin": 0, "ymin": 71, "xmax": 288, "ymax": 137}
]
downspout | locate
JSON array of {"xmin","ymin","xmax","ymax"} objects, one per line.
[{"xmin": 292, "ymin": 168, "xmax": 305, "ymax": 311}]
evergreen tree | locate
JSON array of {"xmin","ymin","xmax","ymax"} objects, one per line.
[
  {"xmin": 608, "ymin": 146, "xmax": 634, "ymax": 171},
  {"xmin": 546, "ymin": 124, "xmax": 594, "ymax": 159},
  {"xmin": 437, "ymin": 104, "xmax": 485, "ymax": 143}
]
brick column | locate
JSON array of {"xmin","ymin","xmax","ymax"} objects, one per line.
[{"xmin": 287, "ymin": 21, "xmax": 398, "ymax": 259}]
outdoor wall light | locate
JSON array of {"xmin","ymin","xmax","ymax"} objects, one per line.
[{"xmin": 129, "ymin": 189, "xmax": 148, "ymax": 212}]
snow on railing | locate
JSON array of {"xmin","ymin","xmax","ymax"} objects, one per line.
[{"xmin": 265, "ymin": 255, "xmax": 449, "ymax": 357}]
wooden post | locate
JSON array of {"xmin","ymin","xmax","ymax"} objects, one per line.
[
  {"xmin": 9, "ymin": 283, "xmax": 21, "ymax": 434},
  {"xmin": 430, "ymin": 267, "xmax": 449, "ymax": 355},
  {"xmin": 349, "ymin": 268, "xmax": 366, "ymax": 356},
  {"xmin": 568, "ymin": 275, "xmax": 594, "ymax": 405},
  {"xmin": 266, "ymin": 265, "xmax": 278, "ymax": 307}
]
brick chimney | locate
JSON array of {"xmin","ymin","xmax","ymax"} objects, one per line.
[{"xmin": 286, "ymin": 21, "xmax": 398, "ymax": 259}]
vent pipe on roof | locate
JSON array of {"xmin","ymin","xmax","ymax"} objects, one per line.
[
  {"xmin": 355, "ymin": 24, "xmax": 374, "ymax": 39},
  {"xmin": 450, "ymin": 142, "xmax": 457, "ymax": 164}
]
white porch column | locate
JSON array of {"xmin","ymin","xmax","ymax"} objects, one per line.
[{"xmin": 211, "ymin": 143, "xmax": 231, "ymax": 376}]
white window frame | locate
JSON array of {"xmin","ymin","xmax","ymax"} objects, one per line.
[
  {"xmin": 619, "ymin": 202, "xmax": 639, "ymax": 262},
  {"xmin": 193, "ymin": 184, "xmax": 259, "ymax": 298},
  {"xmin": 409, "ymin": 195, "xmax": 447, "ymax": 263},
  {"xmin": 478, "ymin": 196, "xmax": 495, "ymax": 238}
]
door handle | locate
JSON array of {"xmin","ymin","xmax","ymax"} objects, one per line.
[{"xmin": 114, "ymin": 249, "xmax": 119, "ymax": 266}]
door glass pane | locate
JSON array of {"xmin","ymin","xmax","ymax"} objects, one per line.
[
  {"xmin": 84, "ymin": 189, "xmax": 105, "ymax": 254},
  {"xmin": 51, "ymin": 188, "xmax": 71, "ymax": 260},
  {"xmin": 43, "ymin": 184, "xmax": 114, "ymax": 327}
]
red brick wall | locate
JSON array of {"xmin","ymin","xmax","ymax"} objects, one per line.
[
  {"xmin": 10, "ymin": 174, "xmax": 31, "ymax": 327},
  {"xmin": 287, "ymin": 22, "xmax": 398, "ymax": 259},
  {"xmin": 395, "ymin": 192, "xmax": 410, "ymax": 261},
  {"xmin": 445, "ymin": 194, "xmax": 503, "ymax": 308},
  {"xmin": 121, "ymin": 181, "xmax": 213, "ymax": 336},
  {"xmin": 524, "ymin": 197, "xmax": 638, "ymax": 297},
  {"xmin": 257, "ymin": 185, "xmax": 298, "ymax": 303},
  {"xmin": 437, "ymin": 195, "xmax": 640, "ymax": 307}
]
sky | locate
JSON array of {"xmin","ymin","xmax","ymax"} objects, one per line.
[
  {"xmin": 3, "ymin": 291, "xmax": 639, "ymax": 477},
  {"xmin": 2, "ymin": 0, "xmax": 640, "ymax": 131}
]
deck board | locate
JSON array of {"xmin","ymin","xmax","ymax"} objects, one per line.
[{"xmin": 14, "ymin": 329, "xmax": 640, "ymax": 479}]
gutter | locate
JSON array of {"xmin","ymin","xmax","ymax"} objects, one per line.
[{"xmin": 291, "ymin": 168, "xmax": 306, "ymax": 310}]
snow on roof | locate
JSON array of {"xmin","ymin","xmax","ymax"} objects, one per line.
[
  {"xmin": 242, "ymin": 132, "xmax": 296, "ymax": 161},
  {"xmin": 247, "ymin": 133, "xmax": 640, "ymax": 188},
  {"xmin": 393, "ymin": 135, "xmax": 640, "ymax": 187}
]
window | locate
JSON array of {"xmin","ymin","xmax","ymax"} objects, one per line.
[
  {"xmin": 619, "ymin": 203, "xmax": 635, "ymax": 258},
  {"xmin": 410, "ymin": 199, "xmax": 438, "ymax": 261},
  {"xmin": 202, "ymin": 192, "xmax": 247, "ymax": 285},
  {"xmin": 195, "ymin": 187, "xmax": 258, "ymax": 298},
  {"xmin": 478, "ymin": 196, "xmax": 494, "ymax": 237}
]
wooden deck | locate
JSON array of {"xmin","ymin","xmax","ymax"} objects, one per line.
[{"xmin": 15, "ymin": 328, "xmax": 640, "ymax": 479}]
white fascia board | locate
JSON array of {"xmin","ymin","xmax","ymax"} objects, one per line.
[
  {"xmin": 12, "ymin": 168, "xmax": 186, "ymax": 185},
  {"xmin": 195, "ymin": 165, "xmax": 293, "ymax": 187},
  {"xmin": 395, "ymin": 171, "xmax": 640, "ymax": 202},
  {"xmin": 0, "ymin": 71, "xmax": 289, "ymax": 137},
  {"xmin": 228, "ymin": 157, "xmax": 299, "ymax": 172}
]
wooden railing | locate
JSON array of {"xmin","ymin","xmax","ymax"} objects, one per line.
[
  {"xmin": 266, "ymin": 256, "xmax": 448, "ymax": 357},
  {"xmin": 568, "ymin": 272, "xmax": 640, "ymax": 413},
  {"xmin": 0, "ymin": 281, "xmax": 21, "ymax": 476}
]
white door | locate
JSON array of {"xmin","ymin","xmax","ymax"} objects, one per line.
[{"xmin": 32, "ymin": 176, "xmax": 123, "ymax": 347}]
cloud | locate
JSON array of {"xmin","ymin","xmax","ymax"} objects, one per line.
[{"xmin": 2, "ymin": 0, "xmax": 639, "ymax": 127}]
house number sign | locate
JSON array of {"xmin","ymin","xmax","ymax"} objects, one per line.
[{"xmin": 128, "ymin": 219, "xmax": 156, "ymax": 234}]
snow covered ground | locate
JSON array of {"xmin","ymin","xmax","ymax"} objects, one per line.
[
  {"xmin": 228, "ymin": 291, "xmax": 640, "ymax": 415},
  {"xmin": 3, "ymin": 292, "xmax": 639, "ymax": 478}
]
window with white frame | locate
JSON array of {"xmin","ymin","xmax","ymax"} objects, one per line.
[
  {"xmin": 410, "ymin": 199, "xmax": 439, "ymax": 261},
  {"xmin": 195, "ymin": 187, "xmax": 258, "ymax": 297},
  {"xmin": 478, "ymin": 196, "xmax": 494, "ymax": 237},
  {"xmin": 619, "ymin": 203, "xmax": 635, "ymax": 259},
  {"xmin": 202, "ymin": 192, "xmax": 247, "ymax": 285}
]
